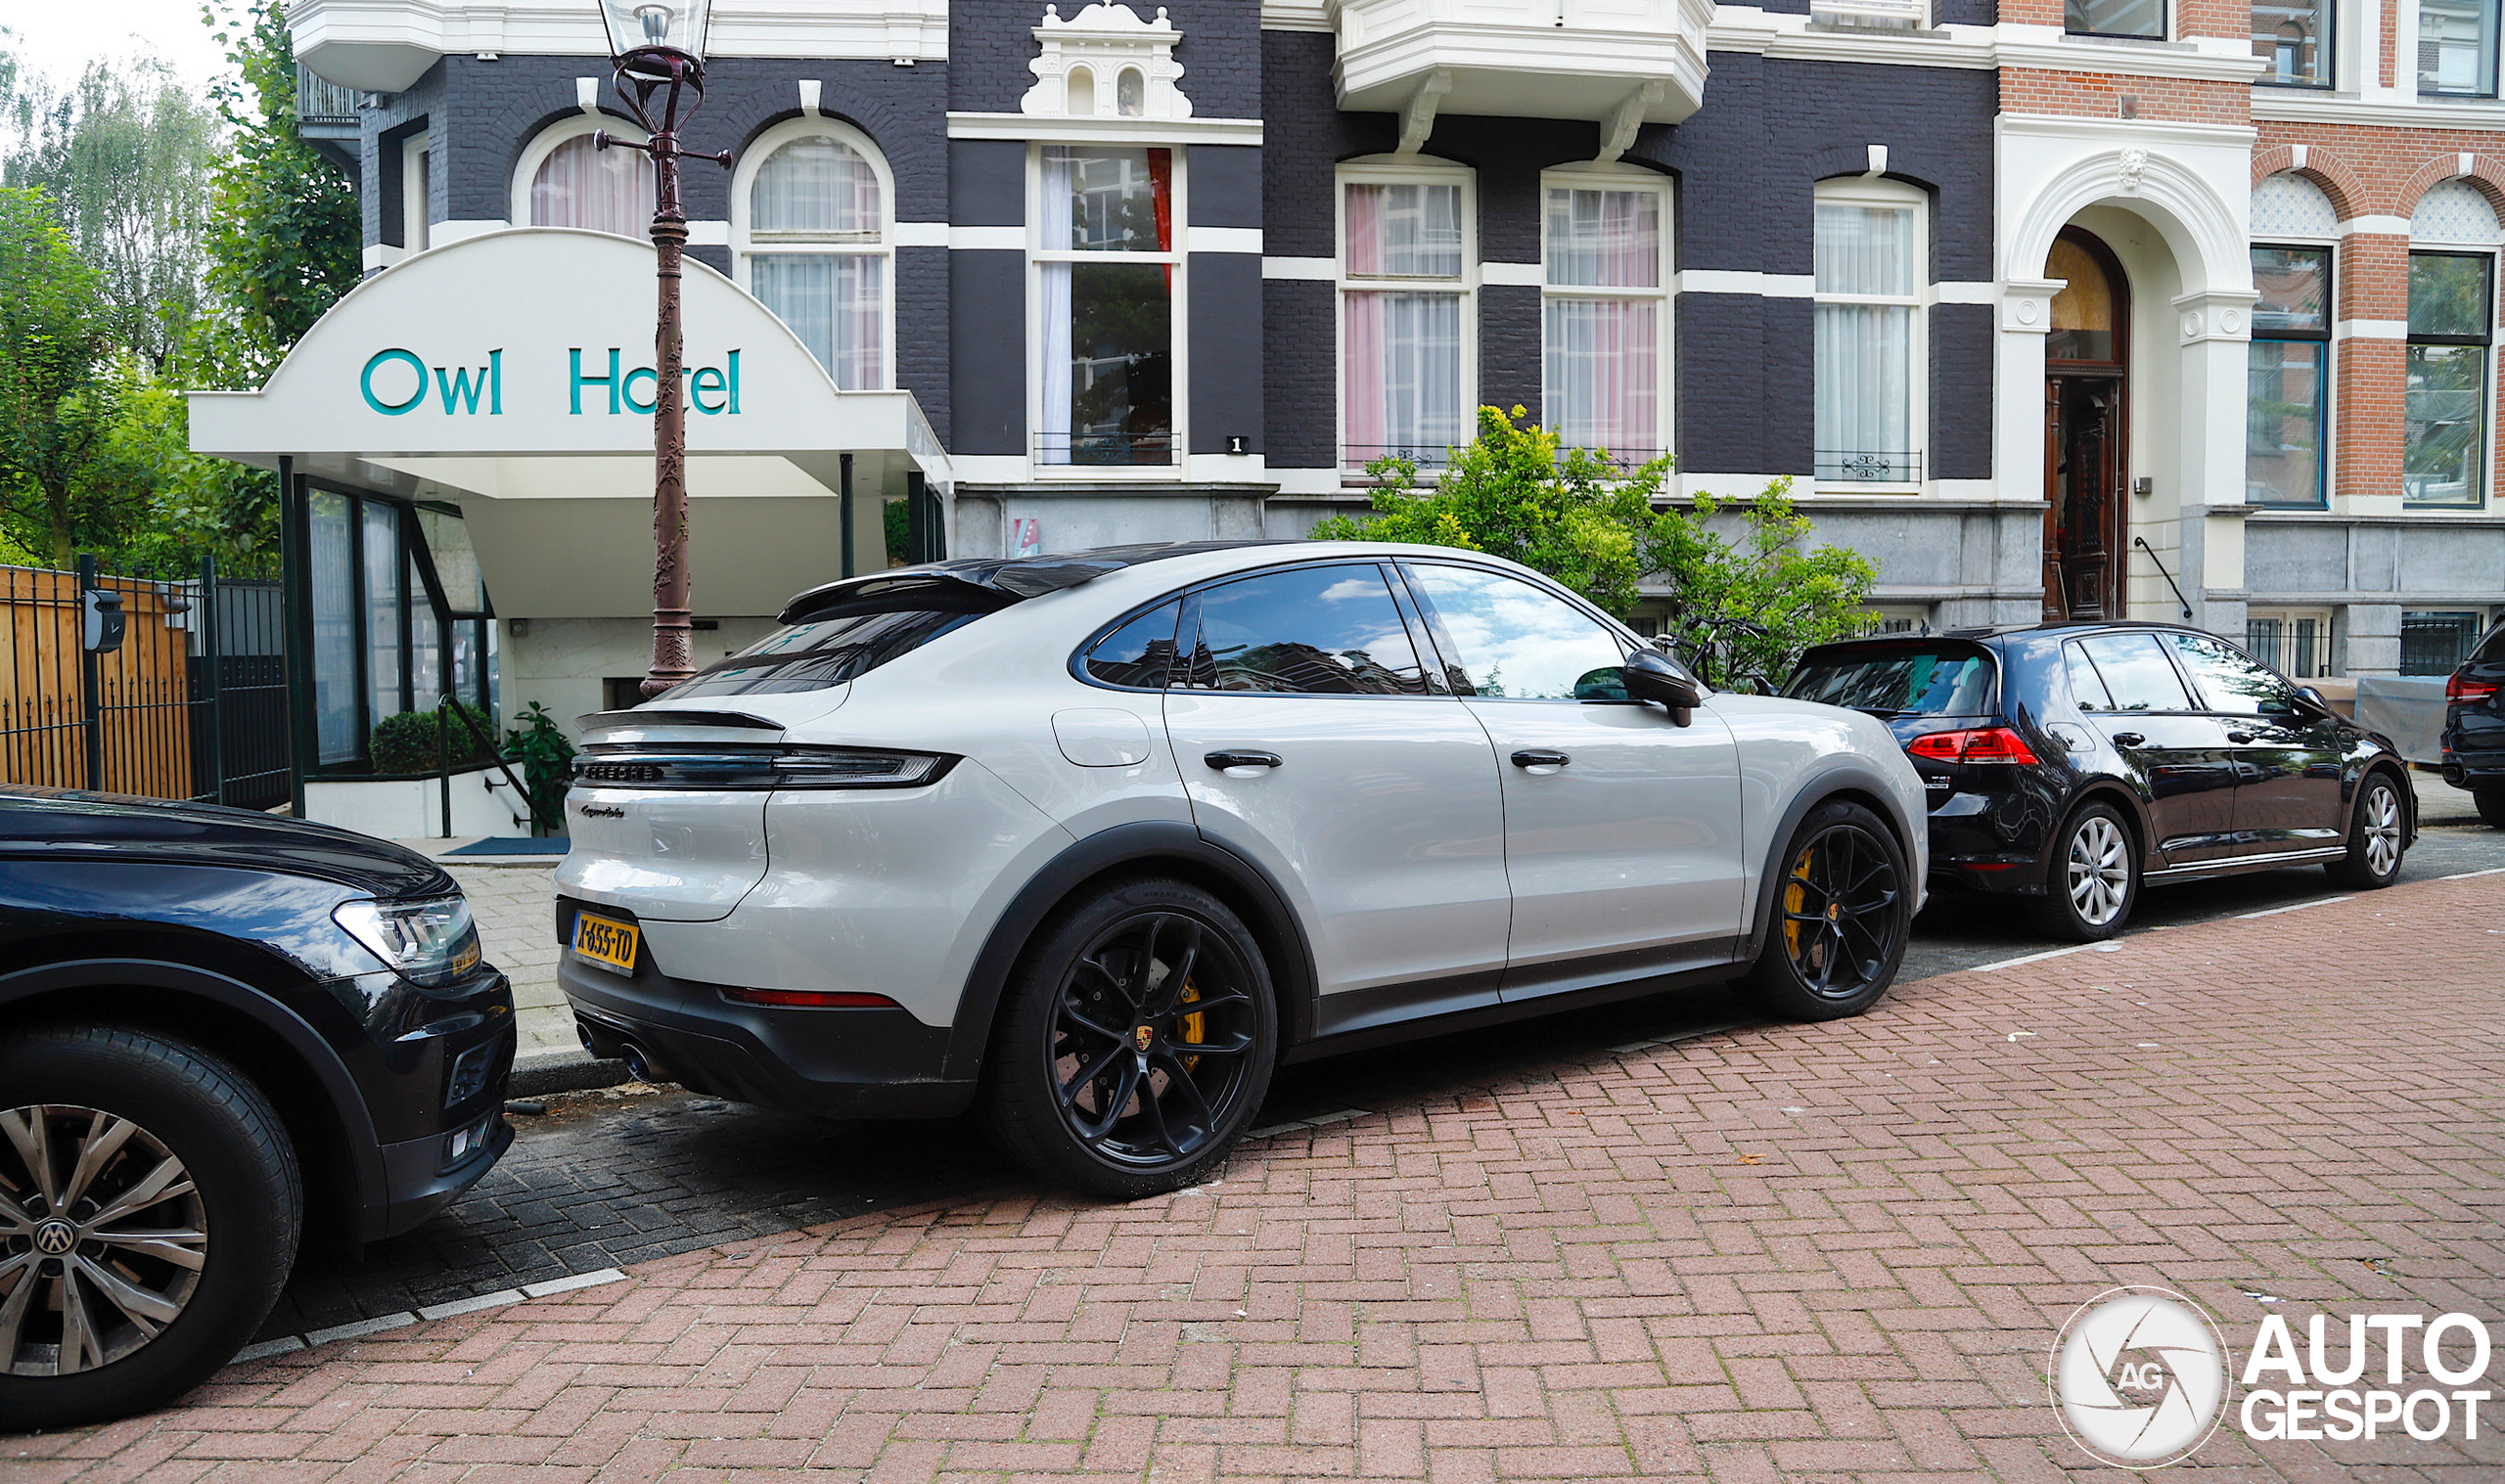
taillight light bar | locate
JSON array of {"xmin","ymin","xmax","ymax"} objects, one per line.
[
  {"xmin": 1905, "ymin": 727, "xmax": 2041, "ymax": 766},
  {"xmin": 572, "ymin": 744, "xmax": 956, "ymax": 790},
  {"xmin": 2446, "ymin": 673, "xmax": 2498, "ymax": 705}
]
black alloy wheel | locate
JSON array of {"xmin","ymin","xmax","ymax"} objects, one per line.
[
  {"xmin": 1747, "ymin": 800, "xmax": 1910, "ymax": 1020},
  {"xmin": 985, "ymin": 878, "xmax": 1277, "ymax": 1198}
]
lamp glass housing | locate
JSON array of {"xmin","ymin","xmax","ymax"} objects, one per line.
[{"xmin": 598, "ymin": 0, "xmax": 712, "ymax": 63}]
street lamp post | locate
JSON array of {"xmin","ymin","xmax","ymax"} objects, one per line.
[{"xmin": 592, "ymin": 0, "xmax": 729, "ymax": 697}]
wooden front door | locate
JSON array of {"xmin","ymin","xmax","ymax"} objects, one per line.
[{"xmin": 2043, "ymin": 376, "xmax": 2124, "ymax": 620}]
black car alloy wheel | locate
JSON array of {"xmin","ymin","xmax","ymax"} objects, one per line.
[
  {"xmin": 1, "ymin": 1104, "xmax": 208, "ymax": 1375},
  {"xmin": 1775, "ymin": 822, "xmax": 1905, "ymax": 1002},
  {"xmin": 1050, "ymin": 910, "xmax": 1261, "ymax": 1169}
]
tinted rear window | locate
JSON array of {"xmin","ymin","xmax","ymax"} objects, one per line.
[
  {"xmin": 660, "ymin": 607, "xmax": 989, "ymax": 697},
  {"xmin": 1786, "ymin": 646, "xmax": 1995, "ymax": 716},
  {"xmin": 2475, "ymin": 622, "xmax": 2505, "ymax": 663}
]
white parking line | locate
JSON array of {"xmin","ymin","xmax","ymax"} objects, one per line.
[
  {"xmin": 2440, "ymin": 866, "xmax": 2505, "ymax": 880},
  {"xmin": 1972, "ymin": 943, "xmax": 2095, "ymax": 973},
  {"xmin": 2237, "ymin": 895, "xmax": 2353, "ymax": 920},
  {"xmin": 227, "ymin": 1267, "xmax": 630, "ymax": 1370}
]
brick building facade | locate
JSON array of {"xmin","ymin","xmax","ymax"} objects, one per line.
[{"xmin": 205, "ymin": 0, "xmax": 2505, "ymax": 788}]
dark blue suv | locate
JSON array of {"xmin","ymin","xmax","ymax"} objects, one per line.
[{"xmin": 1787, "ymin": 622, "xmax": 2414, "ymax": 940}]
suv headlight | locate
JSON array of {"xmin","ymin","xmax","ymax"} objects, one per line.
[{"xmin": 334, "ymin": 895, "xmax": 484, "ymax": 988}]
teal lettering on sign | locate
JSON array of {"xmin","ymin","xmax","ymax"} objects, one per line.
[
  {"xmin": 570, "ymin": 347, "xmax": 620, "ymax": 415},
  {"xmin": 691, "ymin": 365, "xmax": 726, "ymax": 414},
  {"xmin": 621, "ymin": 366, "xmax": 659, "ymax": 416},
  {"xmin": 433, "ymin": 348, "xmax": 503, "ymax": 415},
  {"xmin": 360, "ymin": 349, "xmax": 429, "ymax": 415}
]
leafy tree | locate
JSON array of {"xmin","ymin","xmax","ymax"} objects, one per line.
[
  {"xmin": 1308, "ymin": 405, "xmax": 1877, "ymax": 688},
  {"xmin": 194, "ymin": 0, "xmax": 358, "ymax": 384},
  {"xmin": 0, "ymin": 187, "xmax": 134, "ymax": 567},
  {"xmin": 1, "ymin": 54, "xmax": 219, "ymax": 373}
]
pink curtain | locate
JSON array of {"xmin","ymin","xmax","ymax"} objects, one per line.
[
  {"xmin": 1345, "ymin": 184, "xmax": 1386, "ymax": 275},
  {"xmin": 530, "ymin": 133, "xmax": 656, "ymax": 234},
  {"xmin": 1344, "ymin": 291, "xmax": 1388, "ymax": 467},
  {"xmin": 1544, "ymin": 298, "xmax": 1657, "ymax": 458}
]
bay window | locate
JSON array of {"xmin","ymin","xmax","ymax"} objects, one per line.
[
  {"xmin": 2405, "ymin": 250, "xmax": 2492, "ymax": 507},
  {"xmin": 739, "ymin": 126, "xmax": 891, "ymax": 390},
  {"xmin": 1340, "ymin": 170, "xmax": 1471, "ymax": 473},
  {"xmin": 1542, "ymin": 175, "xmax": 1669, "ymax": 463},
  {"xmin": 2420, "ymin": 0, "xmax": 2499, "ymax": 97},
  {"xmin": 1813, "ymin": 180, "xmax": 1925, "ymax": 486},
  {"xmin": 2247, "ymin": 245, "xmax": 2331, "ymax": 507},
  {"xmin": 1037, "ymin": 145, "xmax": 1177, "ymax": 467}
]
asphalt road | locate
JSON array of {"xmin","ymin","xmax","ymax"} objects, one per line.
[{"xmin": 255, "ymin": 799, "xmax": 2505, "ymax": 1348}]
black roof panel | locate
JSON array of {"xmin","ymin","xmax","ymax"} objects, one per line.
[{"xmin": 775, "ymin": 540, "xmax": 1289, "ymax": 623}]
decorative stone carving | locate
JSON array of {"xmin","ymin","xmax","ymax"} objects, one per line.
[
  {"xmin": 2118, "ymin": 148, "xmax": 2148, "ymax": 196},
  {"xmin": 1022, "ymin": 4, "xmax": 1192, "ymax": 119}
]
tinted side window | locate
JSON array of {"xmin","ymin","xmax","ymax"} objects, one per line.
[
  {"xmin": 1180, "ymin": 565, "xmax": 1429, "ymax": 696},
  {"xmin": 1084, "ymin": 601, "xmax": 1181, "ymax": 688},
  {"xmin": 1785, "ymin": 646, "xmax": 1994, "ymax": 715},
  {"xmin": 2164, "ymin": 632, "xmax": 2299, "ymax": 713},
  {"xmin": 2075, "ymin": 633, "xmax": 2192, "ymax": 711},
  {"xmin": 2063, "ymin": 642, "xmax": 2116, "ymax": 710},
  {"xmin": 1403, "ymin": 563, "xmax": 1628, "ymax": 699}
]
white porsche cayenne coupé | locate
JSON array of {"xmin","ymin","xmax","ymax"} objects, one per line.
[{"xmin": 556, "ymin": 542, "xmax": 1927, "ymax": 1196}]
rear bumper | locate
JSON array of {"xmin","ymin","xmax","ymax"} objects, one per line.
[
  {"xmin": 1923, "ymin": 788, "xmax": 2053, "ymax": 895},
  {"xmin": 2439, "ymin": 713, "xmax": 2505, "ymax": 788},
  {"xmin": 559, "ymin": 953, "xmax": 976, "ymax": 1121}
]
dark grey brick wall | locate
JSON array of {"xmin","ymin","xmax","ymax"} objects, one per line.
[
  {"xmin": 1679, "ymin": 294, "xmax": 1814, "ymax": 476},
  {"xmin": 1192, "ymin": 144, "xmax": 1262, "ymax": 229},
  {"xmin": 948, "ymin": 0, "xmax": 1261, "ymax": 117},
  {"xmin": 950, "ymin": 139, "xmax": 1025, "ymax": 227},
  {"xmin": 951, "ymin": 250, "xmax": 1025, "ymax": 457},
  {"xmin": 1264, "ymin": 278, "xmax": 1335, "ymax": 471},
  {"xmin": 1480, "ymin": 285, "xmax": 1541, "ymax": 425},
  {"xmin": 1191, "ymin": 253, "xmax": 1264, "ymax": 455},
  {"xmin": 1930, "ymin": 302, "xmax": 1992, "ymax": 480},
  {"xmin": 362, "ymin": 63, "xmax": 446, "ymax": 248},
  {"xmin": 898, "ymin": 245, "xmax": 952, "ymax": 442}
]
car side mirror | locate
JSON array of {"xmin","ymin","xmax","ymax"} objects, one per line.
[
  {"xmin": 1622, "ymin": 649, "xmax": 1703, "ymax": 727},
  {"xmin": 2299, "ymin": 685, "xmax": 2329, "ymax": 711}
]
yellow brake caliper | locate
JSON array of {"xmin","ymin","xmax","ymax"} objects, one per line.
[
  {"xmin": 1783, "ymin": 844, "xmax": 1814, "ymax": 960},
  {"xmin": 1176, "ymin": 981, "xmax": 1205, "ymax": 1072}
]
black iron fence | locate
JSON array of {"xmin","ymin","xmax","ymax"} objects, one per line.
[
  {"xmin": 0, "ymin": 556, "xmax": 292, "ymax": 811},
  {"xmin": 2400, "ymin": 610, "xmax": 2487, "ymax": 677},
  {"xmin": 2245, "ymin": 616, "xmax": 2337, "ymax": 681}
]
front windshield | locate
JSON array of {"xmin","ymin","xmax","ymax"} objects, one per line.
[
  {"xmin": 1786, "ymin": 646, "xmax": 1995, "ymax": 716},
  {"xmin": 660, "ymin": 608, "xmax": 990, "ymax": 697}
]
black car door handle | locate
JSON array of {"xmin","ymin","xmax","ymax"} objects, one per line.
[
  {"xmin": 2110, "ymin": 732, "xmax": 2146, "ymax": 747},
  {"xmin": 2226, "ymin": 731, "xmax": 2257, "ymax": 743},
  {"xmin": 1511, "ymin": 749, "xmax": 1571, "ymax": 769},
  {"xmin": 1204, "ymin": 749, "xmax": 1282, "ymax": 771}
]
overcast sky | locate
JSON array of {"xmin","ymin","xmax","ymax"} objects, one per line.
[{"xmin": 6, "ymin": 1, "xmax": 238, "ymax": 92}]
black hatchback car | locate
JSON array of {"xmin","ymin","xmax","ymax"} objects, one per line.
[
  {"xmin": 2437, "ymin": 620, "xmax": 2505, "ymax": 826},
  {"xmin": 1786, "ymin": 622, "xmax": 2414, "ymax": 939},
  {"xmin": 0, "ymin": 787, "xmax": 516, "ymax": 1428}
]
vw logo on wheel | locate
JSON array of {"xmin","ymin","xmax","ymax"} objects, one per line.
[
  {"xmin": 2050, "ymin": 1286, "xmax": 2228, "ymax": 1468},
  {"xmin": 31, "ymin": 1219, "xmax": 77, "ymax": 1256}
]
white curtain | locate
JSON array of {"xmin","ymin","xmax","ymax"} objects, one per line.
[
  {"xmin": 1543, "ymin": 188, "xmax": 1661, "ymax": 456},
  {"xmin": 1344, "ymin": 291, "xmax": 1461, "ymax": 469},
  {"xmin": 1814, "ymin": 203, "xmax": 1916, "ymax": 480},
  {"xmin": 530, "ymin": 133, "xmax": 655, "ymax": 234},
  {"xmin": 752, "ymin": 138, "xmax": 881, "ymax": 234},
  {"xmin": 1345, "ymin": 183, "xmax": 1462, "ymax": 276},
  {"xmin": 1038, "ymin": 149, "xmax": 1077, "ymax": 463},
  {"xmin": 752, "ymin": 255, "xmax": 886, "ymax": 389}
]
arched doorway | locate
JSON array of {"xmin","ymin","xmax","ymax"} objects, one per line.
[{"xmin": 2042, "ymin": 228, "xmax": 2129, "ymax": 619}]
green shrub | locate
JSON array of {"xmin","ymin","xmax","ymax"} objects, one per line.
[
  {"xmin": 501, "ymin": 701, "xmax": 575, "ymax": 836},
  {"xmin": 368, "ymin": 702, "xmax": 494, "ymax": 775}
]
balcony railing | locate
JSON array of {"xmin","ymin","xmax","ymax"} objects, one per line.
[{"xmin": 296, "ymin": 64, "xmax": 361, "ymax": 131}]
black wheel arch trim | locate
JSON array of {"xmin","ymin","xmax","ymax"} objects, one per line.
[
  {"xmin": 2056, "ymin": 779, "xmax": 2162, "ymax": 870},
  {"xmin": 941, "ymin": 821, "xmax": 1321, "ymax": 1081},
  {"xmin": 0, "ymin": 958, "xmax": 387, "ymax": 1217},
  {"xmin": 1739, "ymin": 765, "xmax": 1921, "ymax": 963}
]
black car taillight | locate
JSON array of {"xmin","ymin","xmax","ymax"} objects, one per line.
[{"xmin": 572, "ymin": 744, "xmax": 956, "ymax": 789}]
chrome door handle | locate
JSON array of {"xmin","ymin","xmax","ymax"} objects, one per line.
[
  {"xmin": 1204, "ymin": 749, "xmax": 1282, "ymax": 771},
  {"xmin": 1510, "ymin": 748, "xmax": 1571, "ymax": 769},
  {"xmin": 2110, "ymin": 732, "xmax": 2146, "ymax": 747},
  {"xmin": 2226, "ymin": 731, "xmax": 2256, "ymax": 743}
]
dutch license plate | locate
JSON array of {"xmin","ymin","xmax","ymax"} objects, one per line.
[{"xmin": 571, "ymin": 912, "xmax": 639, "ymax": 976}]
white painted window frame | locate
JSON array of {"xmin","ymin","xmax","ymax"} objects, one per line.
[
  {"xmin": 2406, "ymin": 202, "xmax": 2501, "ymax": 513},
  {"xmin": 1336, "ymin": 155, "xmax": 1480, "ymax": 481},
  {"xmin": 1026, "ymin": 140, "xmax": 1191, "ymax": 479},
  {"xmin": 402, "ymin": 133, "xmax": 432, "ymax": 253},
  {"xmin": 1539, "ymin": 162, "xmax": 1674, "ymax": 466},
  {"xmin": 1812, "ymin": 173, "xmax": 1929, "ymax": 494},
  {"xmin": 729, "ymin": 114, "xmax": 898, "ymax": 391},
  {"xmin": 509, "ymin": 113, "xmax": 651, "ymax": 233},
  {"xmin": 2251, "ymin": 196, "xmax": 2340, "ymax": 510}
]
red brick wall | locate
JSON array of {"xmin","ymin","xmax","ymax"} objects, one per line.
[{"xmin": 2002, "ymin": 70, "xmax": 2251, "ymax": 126}]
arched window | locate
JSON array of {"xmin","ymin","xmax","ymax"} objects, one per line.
[
  {"xmin": 735, "ymin": 122, "xmax": 892, "ymax": 389},
  {"xmin": 1067, "ymin": 66, "xmax": 1096, "ymax": 116},
  {"xmin": 1116, "ymin": 68, "xmax": 1145, "ymax": 116},
  {"xmin": 516, "ymin": 118, "xmax": 655, "ymax": 236}
]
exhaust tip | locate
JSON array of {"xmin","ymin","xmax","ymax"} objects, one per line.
[{"xmin": 618, "ymin": 1042, "xmax": 660, "ymax": 1084}]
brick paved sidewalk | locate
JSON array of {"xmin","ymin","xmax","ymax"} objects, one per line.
[{"xmin": 12, "ymin": 874, "xmax": 2503, "ymax": 1481}]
